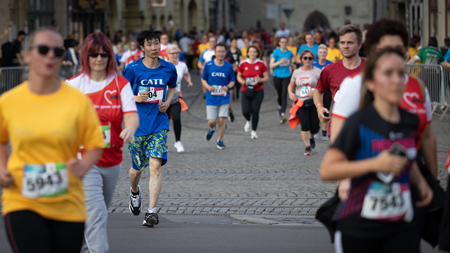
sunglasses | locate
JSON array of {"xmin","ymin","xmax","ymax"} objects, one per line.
[
  {"xmin": 33, "ymin": 45, "xmax": 65, "ymax": 57},
  {"xmin": 303, "ymin": 57, "xmax": 313, "ymax": 61},
  {"xmin": 169, "ymin": 52, "xmax": 180, "ymax": 55},
  {"xmin": 89, "ymin": 53, "xmax": 110, "ymax": 58}
]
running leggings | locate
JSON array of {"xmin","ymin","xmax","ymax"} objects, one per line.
[
  {"xmin": 4, "ymin": 210, "xmax": 85, "ymax": 253},
  {"xmin": 241, "ymin": 89, "xmax": 264, "ymax": 131},
  {"xmin": 273, "ymin": 76, "xmax": 290, "ymax": 114},
  {"xmin": 169, "ymin": 102, "xmax": 182, "ymax": 142},
  {"xmin": 295, "ymin": 101, "xmax": 320, "ymax": 133}
]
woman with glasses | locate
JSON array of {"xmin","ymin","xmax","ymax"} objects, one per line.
[
  {"xmin": 0, "ymin": 28, "xmax": 104, "ymax": 252},
  {"xmin": 270, "ymin": 36, "xmax": 294, "ymax": 123},
  {"xmin": 288, "ymin": 49, "xmax": 321, "ymax": 155},
  {"xmin": 166, "ymin": 45, "xmax": 193, "ymax": 152},
  {"xmin": 66, "ymin": 32, "xmax": 139, "ymax": 253}
]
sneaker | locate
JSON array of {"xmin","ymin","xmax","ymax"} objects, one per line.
[
  {"xmin": 205, "ymin": 127, "xmax": 216, "ymax": 141},
  {"xmin": 280, "ymin": 116, "xmax": 287, "ymax": 124},
  {"xmin": 244, "ymin": 121, "xmax": 251, "ymax": 132},
  {"xmin": 251, "ymin": 131, "xmax": 258, "ymax": 139},
  {"xmin": 304, "ymin": 147, "xmax": 312, "ymax": 156},
  {"xmin": 310, "ymin": 138, "xmax": 316, "ymax": 149},
  {"xmin": 322, "ymin": 135, "xmax": 330, "ymax": 141},
  {"xmin": 129, "ymin": 186, "xmax": 141, "ymax": 216},
  {"xmin": 142, "ymin": 212, "xmax": 159, "ymax": 227},
  {"xmin": 174, "ymin": 141, "xmax": 185, "ymax": 153},
  {"xmin": 229, "ymin": 111, "xmax": 235, "ymax": 122},
  {"xmin": 217, "ymin": 140, "xmax": 226, "ymax": 149},
  {"xmin": 277, "ymin": 107, "xmax": 282, "ymax": 118}
]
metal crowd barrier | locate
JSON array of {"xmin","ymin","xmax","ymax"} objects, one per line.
[
  {"xmin": 0, "ymin": 66, "xmax": 80, "ymax": 95},
  {"xmin": 405, "ymin": 64, "xmax": 448, "ymax": 121}
]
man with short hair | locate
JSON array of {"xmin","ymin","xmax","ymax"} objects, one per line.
[
  {"xmin": 12, "ymin": 31, "xmax": 27, "ymax": 66},
  {"xmin": 198, "ymin": 37, "xmax": 217, "ymax": 96},
  {"xmin": 202, "ymin": 43, "xmax": 235, "ymax": 149},
  {"xmin": 313, "ymin": 24, "xmax": 366, "ymax": 137},
  {"xmin": 409, "ymin": 37, "xmax": 444, "ymax": 64},
  {"xmin": 159, "ymin": 34, "xmax": 170, "ymax": 60},
  {"xmin": 275, "ymin": 22, "xmax": 290, "ymax": 38},
  {"xmin": 120, "ymin": 41, "xmax": 144, "ymax": 68}
]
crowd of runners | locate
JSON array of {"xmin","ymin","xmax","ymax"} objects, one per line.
[{"xmin": 0, "ymin": 18, "xmax": 450, "ymax": 253}]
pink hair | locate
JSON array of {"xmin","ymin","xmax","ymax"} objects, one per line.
[{"xmin": 79, "ymin": 32, "xmax": 119, "ymax": 77}]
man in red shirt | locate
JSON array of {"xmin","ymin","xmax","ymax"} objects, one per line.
[{"xmin": 313, "ymin": 24, "xmax": 365, "ymax": 136}]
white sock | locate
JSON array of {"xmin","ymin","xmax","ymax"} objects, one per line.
[{"xmin": 148, "ymin": 208, "xmax": 156, "ymax": 213}]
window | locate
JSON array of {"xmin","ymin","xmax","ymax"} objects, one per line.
[
  {"xmin": 429, "ymin": 0, "xmax": 438, "ymax": 37},
  {"xmin": 28, "ymin": 0, "xmax": 54, "ymax": 33}
]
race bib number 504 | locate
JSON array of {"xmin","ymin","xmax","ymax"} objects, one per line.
[
  {"xmin": 138, "ymin": 86, "xmax": 164, "ymax": 103},
  {"xmin": 361, "ymin": 181, "xmax": 413, "ymax": 222},
  {"xmin": 22, "ymin": 163, "xmax": 69, "ymax": 198}
]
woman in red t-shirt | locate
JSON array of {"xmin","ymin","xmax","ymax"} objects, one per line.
[{"xmin": 237, "ymin": 45, "xmax": 269, "ymax": 139}]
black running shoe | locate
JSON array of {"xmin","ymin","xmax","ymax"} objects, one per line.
[
  {"xmin": 129, "ymin": 186, "xmax": 141, "ymax": 216},
  {"xmin": 304, "ymin": 147, "xmax": 312, "ymax": 156},
  {"xmin": 143, "ymin": 212, "xmax": 159, "ymax": 227},
  {"xmin": 310, "ymin": 138, "xmax": 316, "ymax": 149}
]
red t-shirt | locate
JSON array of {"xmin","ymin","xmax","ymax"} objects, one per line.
[
  {"xmin": 316, "ymin": 59, "xmax": 366, "ymax": 100},
  {"xmin": 238, "ymin": 59, "xmax": 268, "ymax": 92},
  {"xmin": 159, "ymin": 48, "xmax": 168, "ymax": 61}
]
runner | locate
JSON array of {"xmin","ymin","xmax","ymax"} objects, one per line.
[
  {"xmin": 270, "ymin": 36, "xmax": 294, "ymax": 123},
  {"xmin": 287, "ymin": 37, "xmax": 298, "ymax": 59},
  {"xmin": 66, "ymin": 32, "xmax": 139, "ymax": 252},
  {"xmin": 225, "ymin": 38, "xmax": 243, "ymax": 100},
  {"xmin": 320, "ymin": 47, "xmax": 432, "ymax": 253},
  {"xmin": 197, "ymin": 34, "xmax": 209, "ymax": 56},
  {"xmin": 198, "ymin": 36, "xmax": 217, "ymax": 98},
  {"xmin": 288, "ymin": 49, "xmax": 321, "ymax": 155},
  {"xmin": 296, "ymin": 33, "xmax": 319, "ymax": 62},
  {"xmin": 312, "ymin": 44, "xmax": 333, "ymax": 141},
  {"xmin": 158, "ymin": 34, "xmax": 170, "ymax": 60},
  {"xmin": 202, "ymin": 43, "xmax": 235, "ymax": 149},
  {"xmin": 166, "ymin": 45, "xmax": 193, "ymax": 153},
  {"xmin": 120, "ymin": 40, "xmax": 144, "ymax": 69},
  {"xmin": 237, "ymin": 45, "xmax": 269, "ymax": 139},
  {"xmin": 313, "ymin": 24, "xmax": 366, "ymax": 137},
  {"xmin": 122, "ymin": 25, "xmax": 177, "ymax": 227},
  {"xmin": 0, "ymin": 28, "xmax": 104, "ymax": 252},
  {"xmin": 326, "ymin": 36, "xmax": 342, "ymax": 63}
]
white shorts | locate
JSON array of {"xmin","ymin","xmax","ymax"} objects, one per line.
[{"xmin": 206, "ymin": 104, "xmax": 229, "ymax": 120}]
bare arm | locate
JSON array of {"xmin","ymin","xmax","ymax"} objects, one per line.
[
  {"xmin": 120, "ymin": 113, "xmax": 139, "ymax": 143},
  {"xmin": 237, "ymin": 71, "xmax": 245, "ymax": 85},
  {"xmin": 260, "ymin": 71, "xmax": 269, "ymax": 83},
  {"xmin": 330, "ymin": 117, "xmax": 346, "ymax": 144},
  {"xmin": 295, "ymin": 53, "xmax": 302, "ymax": 64},
  {"xmin": 420, "ymin": 124, "xmax": 438, "ymax": 178},
  {"xmin": 410, "ymin": 161, "xmax": 433, "ymax": 207},
  {"xmin": 202, "ymin": 79, "xmax": 214, "ymax": 92},
  {"xmin": 288, "ymin": 80, "xmax": 296, "ymax": 101},
  {"xmin": 0, "ymin": 143, "xmax": 13, "ymax": 188},
  {"xmin": 444, "ymin": 61, "xmax": 450, "ymax": 69},
  {"xmin": 407, "ymin": 55, "xmax": 420, "ymax": 64},
  {"xmin": 67, "ymin": 148, "xmax": 103, "ymax": 178},
  {"xmin": 313, "ymin": 89, "xmax": 330, "ymax": 123}
]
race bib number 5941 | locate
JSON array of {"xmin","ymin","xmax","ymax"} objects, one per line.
[{"xmin": 22, "ymin": 163, "xmax": 69, "ymax": 198}]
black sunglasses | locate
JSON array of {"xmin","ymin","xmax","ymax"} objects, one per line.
[
  {"xmin": 303, "ymin": 57, "xmax": 313, "ymax": 61},
  {"xmin": 34, "ymin": 45, "xmax": 65, "ymax": 57},
  {"xmin": 89, "ymin": 53, "xmax": 110, "ymax": 58}
]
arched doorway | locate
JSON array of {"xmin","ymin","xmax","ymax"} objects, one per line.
[
  {"xmin": 303, "ymin": 11, "xmax": 330, "ymax": 31},
  {"xmin": 188, "ymin": 0, "xmax": 198, "ymax": 31}
]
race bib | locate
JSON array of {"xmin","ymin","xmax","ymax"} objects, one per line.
[
  {"xmin": 138, "ymin": 87, "xmax": 164, "ymax": 103},
  {"xmin": 176, "ymin": 81, "xmax": 181, "ymax": 92},
  {"xmin": 22, "ymin": 163, "xmax": 69, "ymax": 198},
  {"xmin": 246, "ymin": 77, "xmax": 257, "ymax": 86},
  {"xmin": 361, "ymin": 181, "xmax": 413, "ymax": 222},
  {"xmin": 211, "ymin": 85, "xmax": 226, "ymax": 96},
  {"xmin": 300, "ymin": 86, "xmax": 311, "ymax": 97},
  {"xmin": 101, "ymin": 125, "xmax": 111, "ymax": 148},
  {"xmin": 280, "ymin": 58, "xmax": 290, "ymax": 67}
]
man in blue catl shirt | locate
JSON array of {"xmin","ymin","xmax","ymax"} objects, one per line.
[
  {"xmin": 122, "ymin": 25, "xmax": 177, "ymax": 227},
  {"xmin": 201, "ymin": 43, "xmax": 235, "ymax": 149}
]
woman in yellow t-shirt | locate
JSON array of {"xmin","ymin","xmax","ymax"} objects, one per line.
[
  {"xmin": 0, "ymin": 28, "xmax": 104, "ymax": 252},
  {"xmin": 407, "ymin": 35, "xmax": 422, "ymax": 63},
  {"xmin": 287, "ymin": 37, "xmax": 298, "ymax": 59},
  {"xmin": 326, "ymin": 37, "xmax": 342, "ymax": 62}
]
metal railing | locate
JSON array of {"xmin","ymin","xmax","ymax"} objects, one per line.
[
  {"xmin": 406, "ymin": 64, "xmax": 448, "ymax": 121},
  {"xmin": 0, "ymin": 66, "xmax": 80, "ymax": 95}
]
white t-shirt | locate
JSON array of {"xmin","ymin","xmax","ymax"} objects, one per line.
[
  {"xmin": 66, "ymin": 74, "xmax": 137, "ymax": 113},
  {"xmin": 160, "ymin": 43, "xmax": 169, "ymax": 51},
  {"xmin": 237, "ymin": 38, "xmax": 246, "ymax": 50},
  {"xmin": 120, "ymin": 49, "xmax": 144, "ymax": 64},
  {"xmin": 200, "ymin": 49, "xmax": 215, "ymax": 64},
  {"xmin": 275, "ymin": 29, "xmax": 291, "ymax": 38},
  {"xmin": 171, "ymin": 61, "xmax": 189, "ymax": 104},
  {"xmin": 179, "ymin": 37, "xmax": 192, "ymax": 53},
  {"xmin": 332, "ymin": 73, "xmax": 432, "ymax": 122}
]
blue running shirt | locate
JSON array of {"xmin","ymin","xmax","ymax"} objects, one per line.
[
  {"xmin": 123, "ymin": 58, "xmax": 177, "ymax": 136},
  {"xmin": 272, "ymin": 48, "xmax": 293, "ymax": 78},
  {"xmin": 312, "ymin": 60, "xmax": 333, "ymax": 70},
  {"xmin": 202, "ymin": 60, "xmax": 235, "ymax": 106}
]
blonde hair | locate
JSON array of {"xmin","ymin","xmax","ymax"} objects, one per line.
[
  {"xmin": 26, "ymin": 27, "xmax": 63, "ymax": 52},
  {"xmin": 318, "ymin": 44, "xmax": 328, "ymax": 51}
]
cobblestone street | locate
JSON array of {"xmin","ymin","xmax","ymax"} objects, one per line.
[{"xmin": 107, "ymin": 71, "xmax": 450, "ymax": 224}]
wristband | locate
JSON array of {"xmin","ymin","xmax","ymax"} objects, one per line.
[{"xmin": 316, "ymin": 103, "xmax": 322, "ymax": 107}]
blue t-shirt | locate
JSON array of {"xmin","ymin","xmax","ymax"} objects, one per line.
[
  {"xmin": 179, "ymin": 52, "xmax": 186, "ymax": 62},
  {"xmin": 312, "ymin": 60, "xmax": 332, "ymax": 70},
  {"xmin": 202, "ymin": 60, "xmax": 235, "ymax": 106},
  {"xmin": 122, "ymin": 58, "xmax": 177, "ymax": 136},
  {"xmin": 444, "ymin": 49, "xmax": 450, "ymax": 63},
  {"xmin": 115, "ymin": 53, "xmax": 123, "ymax": 67},
  {"xmin": 272, "ymin": 48, "xmax": 293, "ymax": 78},
  {"xmin": 298, "ymin": 44, "xmax": 319, "ymax": 59}
]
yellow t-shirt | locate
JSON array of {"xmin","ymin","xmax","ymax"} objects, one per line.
[
  {"xmin": 327, "ymin": 48, "xmax": 343, "ymax": 62},
  {"xmin": 0, "ymin": 81, "xmax": 104, "ymax": 222},
  {"xmin": 408, "ymin": 47, "xmax": 422, "ymax": 63},
  {"xmin": 287, "ymin": 46, "xmax": 298, "ymax": 58},
  {"xmin": 241, "ymin": 47, "xmax": 248, "ymax": 59},
  {"xmin": 198, "ymin": 43, "xmax": 209, "ymax": 55}
]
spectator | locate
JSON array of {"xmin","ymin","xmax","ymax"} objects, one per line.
[
  {"xmin": 442, "ymin": 37, "xmax": 450, "ymax": 57},
  {"xmin": 62, "ymin": 40, "xmax": 80, "ymax": 66},
  {"xmin": 407, "ymin": 35, "xmax": 422, "ymax": 63},
  {"xmin": 443, "ymin": 37, "xmax": 450, "ymax": 69},
  {"xmin": 11, "ymin": 31, "xmax": 27, "ymax": 66},
  {"xmin": 408, "ymin": 37, "xmax": 444, "ymax": 64},
  {"xmin": 275, "ymin": 22, "xmax": 290, "ymax": 38}
]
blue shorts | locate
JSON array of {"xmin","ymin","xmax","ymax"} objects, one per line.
[{"xmin": 128, "ymin": 130, "xmax": 168, "ymax": 171}]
